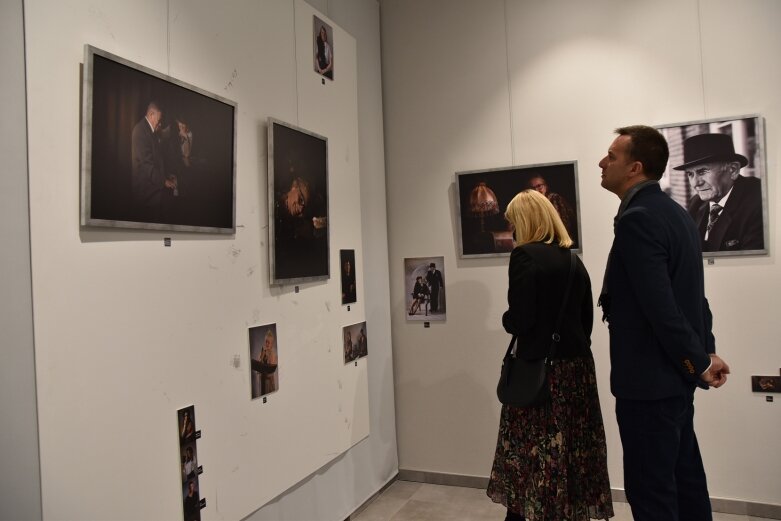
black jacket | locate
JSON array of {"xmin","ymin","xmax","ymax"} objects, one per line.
[{"xmin": 502, "ymin": 242, "xmax": 592, "ymax": 360}]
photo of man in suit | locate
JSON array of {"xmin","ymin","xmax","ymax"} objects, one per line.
[
  {"xmin": 131, "ymin": 101, "xmax": 177, "ymax": 221},
  {"xmin": 675, "ymin": 133, "xmax": 764, "ymax": 252},
  {"xmin": 598, "ymin": 125, "xmax": 730, "ymax": 521}
]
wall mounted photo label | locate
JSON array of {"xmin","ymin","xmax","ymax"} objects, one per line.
[
  {"xmin": 313, "ymin": 16, "xmax": 334, "ymax": 80},
  {"xmin": 81, "ymin": 45, "xmax": 237, "ymax": 233},
  {"xmin": 177, "ymin": 405, "xmax": 203, "ymax": 521},
  {"xmin": 249, "ymin": 324, "xmax": 279, "ymax": 399},
  {"xmin": 268, "ymin": 118, "xmax": 329, "ymax": 284},
  {"xmin": 456, "ymin": 161, "xmax": 581, "ymax": 257},
  {"xmin": 340, "ymin": 249, "xmax": 357, "ymax": 305},
  {"xmin": 342, "ymin": 321, "xmax": 368, "ymax": 364},
  {"xmin": 404, "ymin": 256, "xmax": 446, "ymax": 321},
  {"xmin": 656, "ymin": 115, "xmax": 768, "ymax": 257}
]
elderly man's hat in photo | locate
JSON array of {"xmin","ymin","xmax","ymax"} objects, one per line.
[{"xmin": 673, "ymin": 133, "xmax": 748, "ymax": 170}]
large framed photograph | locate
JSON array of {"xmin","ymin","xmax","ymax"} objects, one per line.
[
  {"xmin": 656, "ymin": 115, "xmax": 768, "ymax": 257},
  {"xmin": 404, "ymin": 256, "xmax": 446, "ymax": 321},
  {"xmin": 81, "ymin": 45, "xmax": 237, "ymax": 233},
  {"xmin": 456, "ymin": 161, "xmax": 582, "ymax": 257},
  {"xmin": 268, "ymin": 118, "xmax": 329, "ymax": 284}
]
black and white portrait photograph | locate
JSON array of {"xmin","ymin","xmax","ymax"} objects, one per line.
[
  {"xmin": 81, "ymin": 45, "xmax": 237, "ymax": 233},
  {"xmin": 456, "ymin": 162, "xmax": 581, "ymax": 257},
  {"xmin": 404, "ymin": 256, "xmax": 446, "ymax": 321},
  {"xmin": 313, "ymin": 16, "xmax": 334, "ymax": 80},
  {"xmin": 342, "ymin": 321, "xmax": 368, "ymax": 364},
  {"xmin": 340, "ymin": 249, "xmax": 357, "ymax": 305},
  {"xmin": 656, "ymin": 115, "xmax": 768, "ymax": 256},
  {"xmin": 268, "ymin": 118, "xmax": 329, "ymax": 284},
  {"xmin": 249, "ymin": 324, "xmax": 279, "ymax": 399}
]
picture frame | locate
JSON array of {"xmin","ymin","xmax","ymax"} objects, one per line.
[
  {"xmin": 313, "ymin": 16, "xmax": 334, "ymax": 80},
  {"xmin": 81, "ymin": 45, "xmax": 237, "ymax": 233},
  {"xmin": 268, "ymin": 118, "xmax": 330, "ymax": 285},
  {"xmin": 248, "ymin": 324, "xmax": 279, "ymax": 399},
  {"xmin": 455, "ymin": 161, "xmax": 582, "ymax": 258},
  {"xmin": 751, "ymin": 375, "xmax": 781, "ymax": 393},
  {"xmin": 342, "ymin": 321, "xmax": 368, "ymax": 364},
  {"xmin": 656, "ymin": 115, "xmax": 768, "ymax": 257},
  {"xmin": 340, "ymin": 249, "xmax": 357, "ymax": 305},
  {"xmin": 404, "ymin": 256, "xmax": 446, "ymax": 321}
]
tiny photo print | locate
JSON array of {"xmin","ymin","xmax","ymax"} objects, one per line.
[
  {"xmin": 249, "ymin": 324, "xmax": 279, "ymax": 399},
  {"xmin": 313, "ymin": 16, "xmax": 334, "ymax": 80},
  {"xmin": 343, "ymin": 321, "xmax": 368, "ymax": 364},
  {"xmin": 182, "ymin": 477, "xmax": 202, "ymax": 521},
  {"xmin": 180, "ymin": 441, "xmax": 199, "ymax": 484},
  {"xmin": 340, "ymin": 249, "xmax": 357, "ymax": 305},
  {"xmin": 751, "ymin": 375, "xmax": 781, "ymax": 393},
  {"xmin": 404, "ymin": 256, "xmax": 446, "ymax": 321},
  {"xmin": 177, "ymin": 405, "xmax": 197, "ymax": 445}
]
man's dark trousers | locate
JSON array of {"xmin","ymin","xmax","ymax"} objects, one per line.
[{"xmin": 616, "ymin": 393, "xmax": 712, "ymax": 521}]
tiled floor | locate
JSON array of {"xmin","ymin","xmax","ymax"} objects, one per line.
[{"xmin": 352, "ymin": 480, "xmax": 774, "ymax": 521}]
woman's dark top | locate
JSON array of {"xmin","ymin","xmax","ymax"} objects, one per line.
[{"xmin": 502, "ymin": 242, "xmax": 593, "ymax": 360}]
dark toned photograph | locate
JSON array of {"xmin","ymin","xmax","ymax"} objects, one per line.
[
  {"xmin": 81, "ymin": 45, "xmax": 237, "ymax": 233},
  {"xmin": 656, "ymin": 115, "xmax": 768, "ymax": 257},
  {"xmin": 177, "ymin": 405, "xmax": 197, "ymax": 445},
  {"xmin": 456, "ymin": 162, "xmax": 581, "ymax": 257},
  {"xmin": 268, "ymin": 118, "xmax": 329, "ymax": 284},
  {"xmin": 340, "ymin": 249, "xmax": 357, "ymax": 305},
  {"xmin": 751, "ymin": 375, "xmax": 781, "ymax": 393},
  {"xmin": 181, "ymin": 478, "xmax": 201, "ymax": 521},
  {"xmin": 404, "ymin": 256, "xmax": 446, "ymax": 322},
  {"xmin": 342, "ymin": 321, "xmax": 368, "ymax": 364},
  {"xmin": 313, "ymin": 16, "xmax": 334, "ymax": 80},
  {"xmin": 249, "ymin": 324, "xmax": 279, "ymax": 399}
]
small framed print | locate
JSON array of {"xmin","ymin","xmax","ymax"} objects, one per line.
[
  {"xmin": 340, "ymin": 249, "xmax": 357, "ymax": 305},
  {"xmin": 751, "ymin": 375, "xmax": 781, "ymax": 393},
  {"xmin": 342, "ymin": 321, "xmax": 367, "ymax": 364},
  {"xmin": 404, "ymin": 256, "xmax": 446, "ymax": 321},
  {"xmin": 313, "ymin": 16, "xmax": 334, "ymax": 80},
  {"xmin": 249, "ymin": 324, "xmax": 279, "ymax": 399}
]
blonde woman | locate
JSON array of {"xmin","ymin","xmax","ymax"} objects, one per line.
[{"xmin": 487, "ymin": 190, "xmax": 613, "ymax": 521}]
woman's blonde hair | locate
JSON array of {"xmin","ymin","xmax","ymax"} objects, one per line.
[{"xmin": 504, "ymin": 189, "xmax": 573, "ymax": 248}]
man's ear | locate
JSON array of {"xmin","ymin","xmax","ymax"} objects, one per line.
[
  {"xmin": 727, "ymin": 161, "xmax": 741, "ymax": 180},
  {"xmin": 627, "ymin": 160, "xmax": 644, "ymax": 179}
]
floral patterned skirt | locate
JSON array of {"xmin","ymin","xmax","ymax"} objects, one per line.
[{"xmin": 487, "ymin": 356, "xmax": 614, "ymax": 520}]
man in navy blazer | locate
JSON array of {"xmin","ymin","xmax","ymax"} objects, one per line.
[
  {"xmin": 675, "ymin": 133, "xmax": 764, "ymax": 252},
  {"xmin": 598, "ymin": 125, "xmax": 730, "ymax": 521}
]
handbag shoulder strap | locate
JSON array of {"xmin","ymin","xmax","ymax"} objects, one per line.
[{"xmin": 549, "ymin": 252, "xmax": 577, "ymax": 359}]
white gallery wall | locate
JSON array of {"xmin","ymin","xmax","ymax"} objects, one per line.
[
  {"xmin": 382, "ymin": 0, "xmax": 780, "ymax": 508},
  {"xmin": 17, "ymin": 0, "xmax": 396, "ymax": 520}
]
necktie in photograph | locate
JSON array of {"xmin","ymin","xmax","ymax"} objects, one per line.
[{"xmin": 707, "ymin": 203, "xmax": 723, "ymax": 232}]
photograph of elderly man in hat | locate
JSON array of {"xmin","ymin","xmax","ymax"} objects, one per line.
[{"xmin": 657, "ymin": 116, "xmax": 767, "ymax": 255}]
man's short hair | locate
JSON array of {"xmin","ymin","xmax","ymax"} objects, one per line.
[{"xmin": 615, "ymin": 125, "xmax": 669, "ymax": 180}]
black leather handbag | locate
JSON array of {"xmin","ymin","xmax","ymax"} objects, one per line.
[{"xmin": 496, "ymin": 252, "xmax": 576, "ymax": 407}]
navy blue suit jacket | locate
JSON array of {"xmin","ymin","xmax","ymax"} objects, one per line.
[{"xmin": 604, "ymin": 183, "xmax": 715, "ymax": 400}]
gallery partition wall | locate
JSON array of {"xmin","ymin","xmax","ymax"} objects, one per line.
[{"xmin": 18, "ymin": 0, "xmax": 396, "ymax": 520}]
